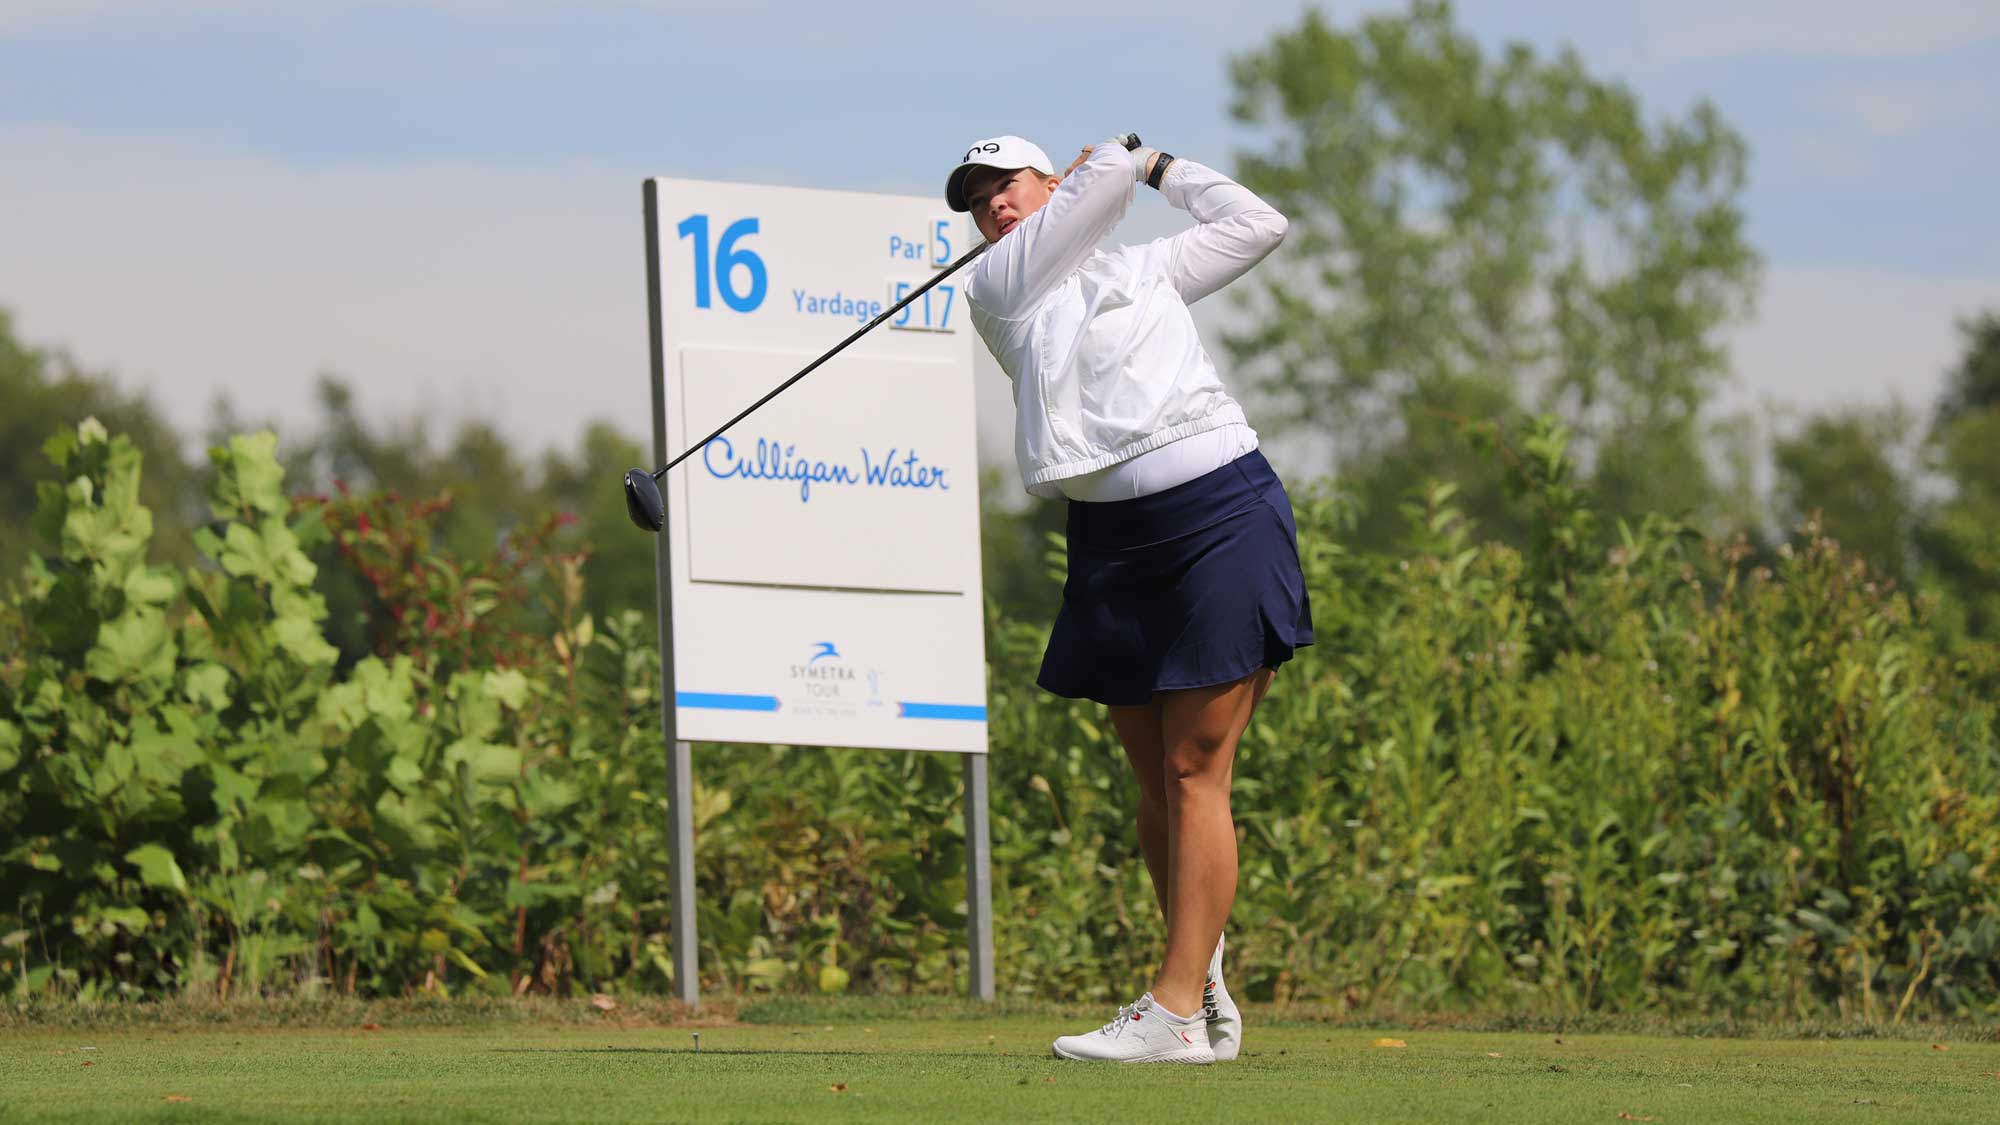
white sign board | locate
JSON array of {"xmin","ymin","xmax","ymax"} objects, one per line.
[{"xmin": 646, "ymin": 178, "xmax": 987, "ymax": 754}]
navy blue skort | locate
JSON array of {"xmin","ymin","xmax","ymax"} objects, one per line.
[{"xmin": 1037, "ymin": 448, "xmax": 1314, "ymax": 707}]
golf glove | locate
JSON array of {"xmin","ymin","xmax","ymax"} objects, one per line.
[{"xmin": 1105, "ymin": 135, "xmax": 1169, "ymax": 187}]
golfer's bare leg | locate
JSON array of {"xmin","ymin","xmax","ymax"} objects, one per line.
[
  {"xmin": 1146, "ymin": 668, "xmax": 1271, "ymax": 1018},
  {"xmin": 1108, "ymin": 702, "xmax": 1169, "ymax": 917}
]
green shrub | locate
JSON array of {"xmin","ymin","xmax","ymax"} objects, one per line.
[{"xmin": 2, "ymin": 419, "xmax": 1994, "ymax": 1020}]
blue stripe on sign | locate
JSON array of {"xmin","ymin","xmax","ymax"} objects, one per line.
[
  {"xmin": 897, "ymin": 702, "xmax": 987, "ymax": 721},
  {"xmin": 677, "ymin": 692, "xmax": 780, "ymax": 712}
]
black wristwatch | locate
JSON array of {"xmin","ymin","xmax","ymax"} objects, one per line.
[{"xmin": 1147, "ymin": 152, "xmax": 1175, "ymax": 189}]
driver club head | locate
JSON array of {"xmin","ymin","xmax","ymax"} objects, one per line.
[{"xmin": 623, "ymin": 469, "xmax": 665, "ymax": 532}]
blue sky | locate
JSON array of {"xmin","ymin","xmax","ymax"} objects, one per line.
[{"xmin": 2, "ymin": 0, "xmax": 1997, "ymax": 473}]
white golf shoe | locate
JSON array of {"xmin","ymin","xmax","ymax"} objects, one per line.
[
  {"xmin": 1205, "ymin": 933, "xmax": 1243, "ymax": 1061},
  {"xmin": 1051, "ymin": 993, "xmax": 1215, "ymax": 1064}
]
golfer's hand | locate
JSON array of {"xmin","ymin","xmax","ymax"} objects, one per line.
[{"xmin": 1063, "ymin": 136, "xmax": 1149, "ymax": 180}]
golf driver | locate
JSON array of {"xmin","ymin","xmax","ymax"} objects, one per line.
[{"xmin": 622, "ymin": 133, "xmax": 1143, "ymax": 532}]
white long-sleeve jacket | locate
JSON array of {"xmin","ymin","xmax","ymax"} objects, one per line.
[{"xmin": 965, "ymin": 142, "xmax": 1288, "ymax": 498}]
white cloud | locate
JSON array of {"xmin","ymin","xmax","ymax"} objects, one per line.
[
  {"xmin": 0, "ymin": 0, "xmax": 1265, "ymax": 37},
  {"xmin": 1723, "ymin": 263, "xmax": 2000, "ymax": 417},
  {"xmin": 0, "ymin": 0, "xmax": 766, "ymax": 35},
  {"xmin": 12, "ymin": 1, "xmax": 1998, "ymax": 61},
  {"xmin": 1813, "ymin": 76, "xmax": 1993, "ymax": 139},
  {"xmin": 0, "ymin": 0, "xmax": 1389, "ymax": 55},
  {"xmin": 0, "ymin": 1, "xmax": 249, "ymax": 34},
  {"xmin": 1633, "ymin": 0, "xmax": 2000, "ymax": 60},
  {"xmin": 1779, "ymin": 76, "xmax": 1995, "ymax": 188},
  {"xmin": 0, "ymin": 127, "xmax": 647, "ymax": 457},
  {"xmin": 1786, "ymin": 133, "xmax": 1873, "ymax": 182},
  {"xmin": 3, "ymin": 128, "xmax": 1994, "ymax": 501},
  {"xmin": 0, "ymin": 126, "xmax": 1033, "ymax": 480},
  {"xmin": 1821, "ymin": 84, "xmax": 1949, "ymax": 139}
]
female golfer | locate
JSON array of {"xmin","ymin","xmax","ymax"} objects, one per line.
[{"xmin": 946, "ymin": 134, "xmax": 1310, "ymax": 1064}]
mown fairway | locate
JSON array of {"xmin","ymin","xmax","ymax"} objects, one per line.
[{"xmin": 3, "ymin": 1016, "xmax": 1996, "ymax": 1123}]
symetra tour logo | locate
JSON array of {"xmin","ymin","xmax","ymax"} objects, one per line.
[
  {"xmin": 786, "ymin": 641, "xmax": 887, "ymax": 713},
  {"xmin": 791, "ymin": 640, "xmax": 856, "ymax": 700}
]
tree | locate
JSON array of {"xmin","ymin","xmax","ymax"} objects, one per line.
[
  {"xmin": 976, "ymin": 472, "xmax": 1069, "ymax": 632},
  {"xmin": 0, "ymin": 309, "xmax": 201, "ymax": 583},
  {"xmin": 274, "ymin": 376, "xmax": 660, "ymax": 663},
  {"xmin": 536, "ymin": 422, "xmax": 659, "ymax": 624},
  {"xmin": 1934, "ymin": 310, "xmax": 2000, "ymax": 427},
  {"xmin": 2, "ymin": 316, "xmax": 660, "ymax": 658},
  {"xmin": 1772, "ymin": 406, "xmax": 1916, "ymax": 583},
  {"xmin": 1917, "ymin": 310, "xmax": 2000, "ymax": 643},
  {"xmin": 1224, "ymin": 1, "xmax": 1758, "ymax": 547}
]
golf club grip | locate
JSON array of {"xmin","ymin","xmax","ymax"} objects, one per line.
[
  {"xmin": 1116, "ymin": 133, "xmax": 1142, "ymax": 150},
  {"xmin": 657, "ymin": 241, "xmax": 990, "ymax": 477}
]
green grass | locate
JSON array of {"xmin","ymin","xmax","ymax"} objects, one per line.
[{"xmin": 3, "ymin": 1012, "xmax": 1996, "ymax": 1123}]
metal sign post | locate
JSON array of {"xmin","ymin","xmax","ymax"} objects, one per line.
[
  {"xmin": 643, "ymin": 182, "xmax": 701, "ymax": 1004},
  {"xmin": 641, "ymin": 178, "xmax": 993, "ymax": 1008},
  {"xmin": 962, "ymin": 752, "xmax": 994, "ymax": 1000}
]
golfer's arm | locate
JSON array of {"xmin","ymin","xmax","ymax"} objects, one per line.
[
  {"xmin": 976, "ymin": 143, "xmax": 1136, "ymax": 317},
  {"xmin": 1157, "ymin": 159, "xmax": 1289, "ymax": 306}
]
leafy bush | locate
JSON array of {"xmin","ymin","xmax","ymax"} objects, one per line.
[{"xmin": 2, "ymin": 420, "xmax": 1994, "ymax": 1021}]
